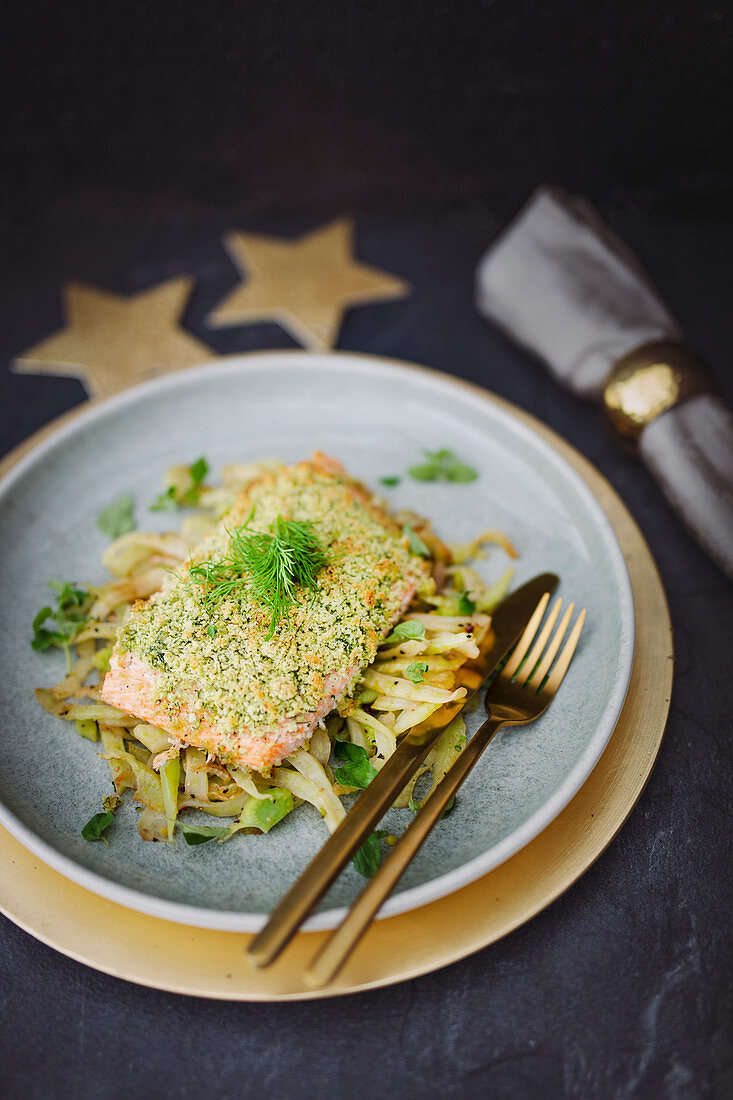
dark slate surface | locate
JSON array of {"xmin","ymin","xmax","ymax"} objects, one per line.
[
  {"xmin": 2, "ymin": 0, "xmax": 732, "ymax": 219},
  {"xmin": 0, "ymin": 208, "xmax": 731, "ymax": 1099}
]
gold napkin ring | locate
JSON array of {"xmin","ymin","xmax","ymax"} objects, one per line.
[{"xmin": 603, "ymin": 340, "xmax": 716, "ymax": 445}]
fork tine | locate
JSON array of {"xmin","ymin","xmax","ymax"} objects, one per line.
[
  {"xmin": 530, "ymin": 602, "xmax": 574, "ymax": 687},
  {"xmin": 543, "ymin": 609, "xmax": 586, "ymax": 695},
  {"xmin": 515, "ymin": 598, "xmax": 562, "ymax": 686},
  {"xmin": 502, "ymin": 592, "xmax": 551, "ymax": 678}
]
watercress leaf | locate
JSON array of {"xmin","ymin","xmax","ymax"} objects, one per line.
[
  {"xmin": 442, "ymin": 796, "xmax": 457, "ymax": 817},
  {"xmin": 334, "ymin": 742, "xmax": 378, "ymax": 789},
  {"xmin": 352, "ymin": 830, "xmax": 388, "ymax": 878},
  {"xmin": 408, "ymin": 795, "xmax": 420, "ymax": 814},
  {"xmin": 402, "ymin": 523, "xmax": 431, "ymax": 558},
  {"xmin": 180, "ymin": 823, "xmax": 229, "ymax": 845},
  {"xmin": 31, "ymin": 583, "xmax": 90, "ymax": 657},
  {"xmin": 408, "ymin": 463, "xmax": 440, "ymax": 482},
  {"xmin": 383, "ymin": 620, "xmax": 426, "ymax": 645},
  {"xmin": 355, "ymin": 686, "xmax": 379, "ymax": 705},
  {"xmin": 151, "ymin": 485, "xmax": 179, "ymax": 512},
  {"xmin": 379, "ymin": 475, "xmax": 400, "ymax": 487},
  {"xmin": 81, "ymin": 810, "xmax": 115, "ymax": 844},
  {"xmin": 206, "ymin": 622, "xmax": 217, "ymax": 639},
  {"xmin": 334, "ymin": 742, "xmax": 373, "ymax": 765},
  {"xmin": 458, "ymin": 592, "xmax": 476, "ymax": 615},
  {"xmin": 446, "ymin": 462, "xmax": 478, "ymax": 483},
  {"xmin": 49, "ymin": 581, "xmax": 74, "ymax": 603},
  {"xmin": 189, "ymin": 456, "xmax": 209, "ymax": 484},
  {"xmin": 405, "ymin": 661, "xmax": 429, "ymax": 683},
  {"xmin": 52, "ymin": 582, "xmax": 89, "ymax": 620},
  {"xmin": 353, "ymin": 834, "xmax": 381, "ymax": 877},
  {"xmin": 179, "ymin": 457, "xmax": 211, "ymax": 504},
  {"xmin": 97, "ymin": 494, "xmax": 136, "ymax": 538},
  {"xmin": 335, "ymin": 760, "xmax": 377, "ymax": 789},
  {"xmin": 424, "ymin": 448, "xmax": 456, "ymax": 462},
  {"xmin": 32, "ymin": 606, "xmax": 54, "ymax": 634},
  {"xmin": 409, "ymin": 448, "xmax": 478, "ymax": 484}
]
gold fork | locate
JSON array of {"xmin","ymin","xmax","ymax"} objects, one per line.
[{"xmin": 304, "ymin": 596, "xmax": 586, "ymax": 989}]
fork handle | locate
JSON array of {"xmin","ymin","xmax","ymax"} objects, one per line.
[
  {"xmin": 247, "ymin": 733, "xmax": 436, "ymax": 967},
  {"xmin": 304, "ymin": 713, "xmax": 506, "ymax": 989}
]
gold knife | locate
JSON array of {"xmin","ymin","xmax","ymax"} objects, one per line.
[{"xmin": 247, "ymin": 571, "xmax": 560, "ymax": 968}]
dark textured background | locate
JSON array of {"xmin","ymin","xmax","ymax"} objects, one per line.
[
  {"xmin": 2, "ymin": 0, "xmax": 732, "ymax": 222},
  {"xmin": 1, "ymin": 2, "xmax": 732, "ymax": 1097}
]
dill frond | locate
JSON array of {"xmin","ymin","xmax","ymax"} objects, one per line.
[{"xmin": 189, "ymin": 512, "xmax": 327, "ymax": 637}]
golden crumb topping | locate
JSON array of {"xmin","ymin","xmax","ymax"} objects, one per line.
[{"xmin": 116, "ymin": 458, "xmax": 432, "ymax": 738}]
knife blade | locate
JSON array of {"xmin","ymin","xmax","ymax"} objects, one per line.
[{"xmin": 247, "ymin": 571, "xmax": 559, "ymax": 967}]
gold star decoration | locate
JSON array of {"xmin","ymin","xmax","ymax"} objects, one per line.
[
  {"xmin": 206, "ymin": 217, "xmax": 410, "ymax": 351},
  {"xmin": 14, "ymin": 277, "xmax": 214, "ymax": 400}
]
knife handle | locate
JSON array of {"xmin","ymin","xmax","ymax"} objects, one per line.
[
  {"xmin": 304, "ymin": 714, "xmax": 505, "ymax": 989},
  {"xmin": 246, "ymin": 734, "xmax": 432, "ymax": 967}
]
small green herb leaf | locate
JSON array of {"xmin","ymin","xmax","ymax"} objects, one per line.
[
  {"xmin": 405, "ymin": 661, "xmax": 429, "ymax": 683},
  {"xmin": 151, "ymin": 485, "xmax": 179, "ymax": 512},
  {"xmin": 49, "ymin": 580, "xmax": 89, "ymax": 607},
  {"xmin": 408, "ymin": 449, "xmax": 478, "ymax": 484},
  {"xmin": 408, "ymin": 462, "xmax": 440, "ymax": 481},
  {"xmin": 206, "ymin": 622, "xmax": 217, "ymax": 639},
  {"xmin": 82, "ymin": 810, "xmax": 115, "ymax": 844},
  {"xmin": 353, "ymin": 830, "xmax": 388, "ymax": 878},
  {"xmin": 445, "ymin": 463, "xmax": 478, "ymax": 483},
  {"xmin": 177, "ymin": 457, "xmax": 209, "ymax": 505},
  {"xmin": 31, "ymin": 630, "xmax": 60, "ymax": 652},
  {"xmin": 458, "ymin": 592, "xmax": 476, "ymax": 615},
  {"xmin": 151, "ymin": 457, "xmax": 210, "ymax": 511},
  {"xmin": 97, "ymin": 494, "xmax": 136, "ymax": 539},
  {"xmin": 379, "ymin": 476, "xmax": 400, "ymax": 487},
  {"xmin": 180, "ymin": 823, "xmax": 229, "ymax": 846},
  {"xmin": 355, "ymin": 686, "xmax": 379, "ymax": 705},
  {"xmin": 408, "ymin": 795, "xmax": 420, "ymax": 814},
  {"xmin": 383, "ymin": 620, "xmax": 426, "ymax": 645},
  {"xmin": 31, "ymin": 582, "xmax": 91, "ymax": 668},
  {"xmin": 31, "ymin": 606, "xmax": 57, "ymax": 651},
  {"xmin": 189, "ymin": 456, "xmax": 209, "ymax": 485},
  {"xmin": 334, "ymin": 742, "xmax": 378, "ymax": 789},
  {"xmin": 403, "ymin": 523, "xmax": 431, "ymax": 558},
  {"xmin": 442, "ymin": 796, "xmax": 457, "ymax": 817}
]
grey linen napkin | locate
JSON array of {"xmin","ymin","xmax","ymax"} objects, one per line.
[{"xmin": 475, "ymin": 186, "xmax": 733, "ymax": 579}]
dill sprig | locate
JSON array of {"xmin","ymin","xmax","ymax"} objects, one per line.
[{"xmin": 189, "ymin": 511, "xmax": 327, "ymax": 638}]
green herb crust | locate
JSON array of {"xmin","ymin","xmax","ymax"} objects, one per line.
[{"xmin": 113, "ymin": 458, "xmax": 432, "ymax": 748}]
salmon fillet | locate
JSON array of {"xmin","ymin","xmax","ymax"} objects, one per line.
[{"xmin": 101, "ymin": 454, "xmax": 431, "ymax": 771}]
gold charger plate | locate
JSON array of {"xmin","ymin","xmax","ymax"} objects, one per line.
[{"xmin": 0, "ymin": 359, "xmax": 672, "ymax": 1000}]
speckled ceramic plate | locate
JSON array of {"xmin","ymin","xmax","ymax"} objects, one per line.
[{"xmin": 0, "ymin": 353, "xmax": 633, "ymax": 932}]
